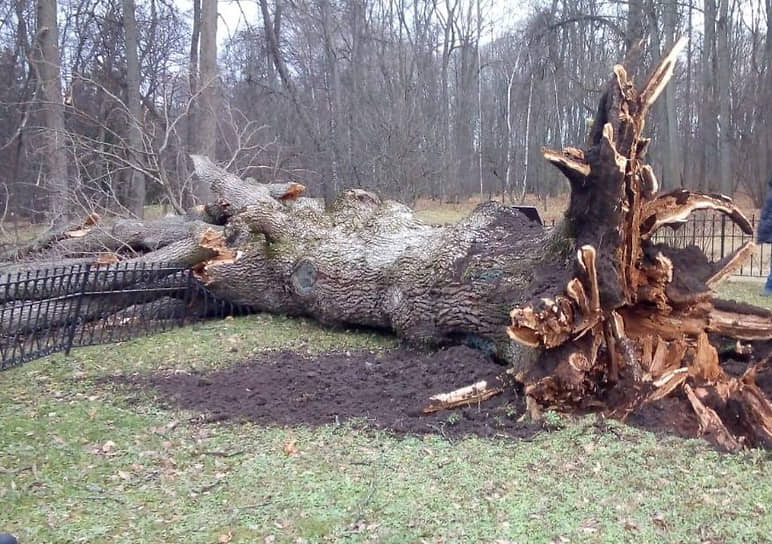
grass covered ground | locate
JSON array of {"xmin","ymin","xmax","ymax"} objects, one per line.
[
  {"xmin": 1, "ymin": 202, "xmax": 770, "ymax": 542},
  {"xmin": 1, "ymin": 312, "xmax": 770, "ymax": 543}
]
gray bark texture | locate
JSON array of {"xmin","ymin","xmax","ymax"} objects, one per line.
[
  {"xmin": 122, "ymin": 0, "xmax": 146, "ymax": 217},
  {"xmin": 33, "ymin": 0, "xmax": 69, "ymax": 222},
  {"xmin": 190, "ymin": 156, "xmax": 556, "ymax": 364},
  {"xmin": 193, "ymin": 0, "xmax": 217, "ymax": 202}
]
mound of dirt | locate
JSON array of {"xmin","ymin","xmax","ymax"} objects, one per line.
[
  {"xmin": 113, "ymin": 344, "xmax": 770, "ymax": 444},
  {"xmin": 121, "ymin": 345, "xmax": 539, "ymax": 439}
]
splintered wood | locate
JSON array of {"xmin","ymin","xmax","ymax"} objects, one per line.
[
  {"xmin": 422, "ymin": 379, "xmax": 504, "ymax": 413},
  {"xmin": 501, "ymin": 39, "xmax": 772, "ymax": 449}
]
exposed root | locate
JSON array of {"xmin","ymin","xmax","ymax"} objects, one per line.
[
  {"xmin": 502, "ymin": 38, "xmax": 772, "ymax": 450},
  {"xmin": 684, "ymin": 383, "xmax": 742, "ymax": 452}
]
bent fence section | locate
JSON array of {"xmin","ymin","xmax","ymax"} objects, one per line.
[{"xmin": 0, "ymin": 262, "xmax": 250, "ymax": 370}]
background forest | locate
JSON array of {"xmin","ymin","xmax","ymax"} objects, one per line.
[{"xmin": 0, "ymin": 0, "xmax": 770, "ymax": 223}]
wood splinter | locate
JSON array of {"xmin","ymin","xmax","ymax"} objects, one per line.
[{"xmin": 422, "ymin": 373, "xmax": 512, "ymax": 414}]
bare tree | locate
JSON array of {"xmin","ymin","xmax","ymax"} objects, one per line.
[
  {"xmin": 32, "ymin": 0, "xmax": 69, "ymax": 222},
  {"xmin": 716, "ymin": 0, "xmax": 732, "ymax": 194},
  {"xmin": 194, "ymin": 0, "xmax": 218, "ymax": 201},
  {"xmin": 122, "ymin": 0, "xmax": 145, "ymax": 217}
]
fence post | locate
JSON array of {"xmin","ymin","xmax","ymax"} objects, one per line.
[
  {"xmin": 719, "ymin": 214, "xmax": 726, "ymax": 261},
  {"xmin": 65, "ymin": 263, "xmax": 91, "ymax": 356},
  {"xmin": 180, "ymin": 268, "xmax": 193, "ymax": 327}
]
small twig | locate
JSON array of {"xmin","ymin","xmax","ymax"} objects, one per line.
[
  {"xmin": 0, "ymin": 466, "xmax": 33, "ymax": 475},
  {"xmin": 426, "ymin": 423, "xmax": 455, "ymax": 446},
  {"xmin": 231, "ymin": 500, "xmax": 274, "ymax": 511},
  {"xmin": 75, "ymin": 494, "xmax": 126, "ymax": 504},
  {"xmin": 197, "ymin": 450, "xmax": 245, "ymax": 458},
  {"xmin": 196, "ymin": 479, "xmax": 225, "ymax": 494}
]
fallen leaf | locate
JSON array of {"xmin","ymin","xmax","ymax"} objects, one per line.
[
  {"xmin": 624, "ymin": 520, "xmax": 639, "ymax": 532},
  {"xmin": 282, "ymin": 440, "xmax": 299, "ymax": 456},
  {"xmin": 218, "ymin": 531, "xmax": 233, "ymax": 543},
  {"xmin": 117, "ymin": 471, "xmax": 131, "ymax": 480}
]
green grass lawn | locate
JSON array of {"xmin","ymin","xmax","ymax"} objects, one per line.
[
  {"xmin": 1, "ymin": 313, "xmax": 770, "ymax": 543},
  {"xmin": 717, "ymin": 279, "xmax": 771, "ymax": 309}
]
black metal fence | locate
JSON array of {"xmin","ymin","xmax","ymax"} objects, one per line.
[
  {"xmin": 541, "ymin": 210, "xmax": 770, "ymax": 278},
  {"xmin": 0, "ymin": 262, "xmax": 250, "ymax": 370},
  {"xmin": 649, "ymin": 211, "xmax": 771, "ymax": 278}
]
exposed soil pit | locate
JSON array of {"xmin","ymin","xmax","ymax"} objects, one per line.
[{"xmin": 114, "ymin": 343, "xmax": 770, "ymax": 445}]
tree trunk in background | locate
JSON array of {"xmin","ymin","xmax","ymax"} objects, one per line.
[
  {"xmin": 320, "ymin": 0, "xmax": 342, "ymax": 201},
  {"xmin": 439, "ymin": 0, "xmax": 455, "ymax": 202},
  {"xmin": 662, "ymin": 0, "xmax": 682, "ymax": 188},
  {"xmin": 701, "ymin": 0, "xmax": 718, "ymax": 192},
  {"xmin": 763, "ymin": 0, "xmax": 772, "ymax": 191},
  {"xmin": 194, "ymin": 0, "xmax": 217, "ymax": 202},
  {"xmin": 33, "ymin": 0, "xmax": 69, "ymax": 223},
  {"xmin": 624, "ymin": 0, "xmax": 645, "ymax": 80},
  {"xmin": 476, "ymin": 0, "xmax": 483, "ymax": 201},
  {"xmin": 122, "ymin": 0, "xmax": 145, "ymax": 218},
  {"xmin": 187, "ymin": 0, "xmax": 200, "ymax": 154},
  {"xmin": 684, "ymin": 0, "xmax": 693, "ymax": 186},
  {"xmin": 504, "ymin": 66, "xmax": 516, "ymax": 200},
  {"xmin": 716, "ymin": 0, "xmax": 732, "ymax": 194}
]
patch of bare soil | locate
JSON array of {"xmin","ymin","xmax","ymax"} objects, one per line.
[
  {"xmin": 113, "ymin": 344, "xmax": 770, "ymax": 444},
  {"xmin": 119, "ymin": 345, "xmax": 538, "ymax": 439}
]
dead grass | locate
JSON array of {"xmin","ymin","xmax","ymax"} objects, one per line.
[{"xmin": 414, "ymin": 193, "xmax": 569, "ymax": 226}]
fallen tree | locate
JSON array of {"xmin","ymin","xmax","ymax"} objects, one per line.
[{"xmin": 2, "ymin": 41, "xmax": 770, "ymax": 449}]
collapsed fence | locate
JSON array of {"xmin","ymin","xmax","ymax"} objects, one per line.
[{"xmin": 0, "ymin": 262, "xmax": 250, "ymax": 370}]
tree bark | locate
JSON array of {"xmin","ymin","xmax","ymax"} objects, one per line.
[
  {"xmin": 122, "ymin": 0, "xmax": 146, "ymax": 218},
  {"xmin": 702, "ymin": 0, "xmax": 719, "ymax": 192},
  {"xmin": 194, "ymin": 0, "xmax": 217, "ymax": 202},
  {"xmin": 33, "ymin": 0, "xmax": 69, "ymax": 223},
  {"xmin": 716, "ymin": 0, "xmax": 732, "ymax": 194}
]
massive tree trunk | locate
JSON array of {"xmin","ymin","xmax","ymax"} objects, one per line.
[{"xmin": 4, "ymin": 43, "xmax": 771, "ymax": 449}]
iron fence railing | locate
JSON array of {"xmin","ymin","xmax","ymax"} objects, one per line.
[
  {"xmin": 543, "ymin": 210, "xmax": 771, "ymax": 279},
  {"xmin": 649, "ymin": 211, "xmax": 770, "ymax": 278},
  {"xmin": 0, "ymin": 262, "xmax": 250, "ymax": 370}
]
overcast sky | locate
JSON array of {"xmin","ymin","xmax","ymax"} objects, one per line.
[{"xmin": 203, "ymin": 0, "xmax": 525, "ymax": 46}]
